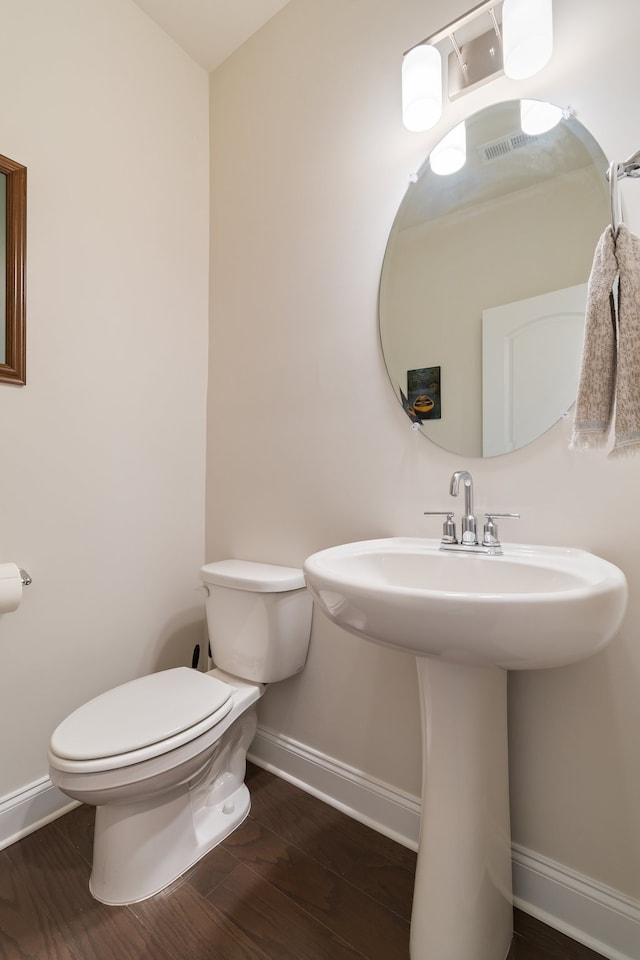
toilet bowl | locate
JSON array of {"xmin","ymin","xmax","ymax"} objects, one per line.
[{"xmin": 48, "ymin": 560, "xmax": 313, "ymax": 905}]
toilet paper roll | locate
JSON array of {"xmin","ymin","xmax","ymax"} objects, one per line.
[{"xmin": 0, "ymin": 562, "xmax": 23, "ymax": 614}]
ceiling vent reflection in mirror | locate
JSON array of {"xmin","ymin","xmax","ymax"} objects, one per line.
[
  {"xmin": 402, "ymin": 0, "xmax": 553, "ymax": 133},
  {"xmin": 478, "ymin": 132, "xmax": 534, "ymax": 162}
]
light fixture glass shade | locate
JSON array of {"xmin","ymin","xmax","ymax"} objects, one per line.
[
  {"xmin": 520, "ymin": 99, "xmax": 563, "ymax": 135},
  {"xmin": 429, "ymin": 121, "xmax": 466, "ymax": 176},
  {"xmin": 503, "ymin": 0, "xmax": 553, "ymax": 80},
  {"xmin": 402, "ymin": 44, "xmax": 442, "ymax": 132}
]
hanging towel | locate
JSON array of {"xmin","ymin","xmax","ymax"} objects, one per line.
[
  {"xmin": 611, "ymin": 224, "xmax": 640, "ymax": 455},
  {"xmin": 571, "ymin": 226, "xmax": 618, "ymax": 449}
]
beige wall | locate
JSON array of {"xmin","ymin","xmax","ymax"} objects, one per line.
[
  {"xmin": 208, "ymin": 0, "xmax": 640, "ymax": 904},
  {"xmin": 0, "ymin": 0, "xmax": 209, "ymax": 795}
]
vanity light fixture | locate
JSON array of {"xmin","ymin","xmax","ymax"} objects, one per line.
[
  {"xmin": 402, "ymin": 0, "xmax": 553, "ymax": 133},
  {"xmin": 503, "ymin": 0, "xmax": 553, "ymax": 80},
  {"xmin": 402, "ymin": 43, "xmax": 443, "ymax": 132}
]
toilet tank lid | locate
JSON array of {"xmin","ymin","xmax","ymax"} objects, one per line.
[{"xmin": 200, "ymin": 559, "xmax": 305, "ymax": 592}]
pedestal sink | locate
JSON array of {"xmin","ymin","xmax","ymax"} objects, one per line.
[{"xmin": 303, "ymin": 538, "xmax": 627, "ymax": 960}]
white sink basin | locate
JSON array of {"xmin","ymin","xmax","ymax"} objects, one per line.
[
  {"xmin": 304, "ymin": 536, "xmax": 627, "ymax": 959},
  {"xmin": 303, "ymin": 537, "xmax": 627, "ymax": 670}
]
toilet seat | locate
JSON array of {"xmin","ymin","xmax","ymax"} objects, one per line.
[{"xmin": 49, "ymin": 668, "xmax": 233, "ymax": 774}]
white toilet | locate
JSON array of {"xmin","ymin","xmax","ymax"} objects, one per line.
[{"xmin": 48, "ymin": 559, "xmax": 312, "ymax": 905}]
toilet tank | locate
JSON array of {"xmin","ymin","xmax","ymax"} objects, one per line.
[{"xmin": 200, "ymin": 560, "xmax": 313, "ymax": 683}]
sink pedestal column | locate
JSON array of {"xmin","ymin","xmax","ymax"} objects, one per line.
[{"xmin": 412, "ymin": 658, "xmax": 513, "ymax": 960}]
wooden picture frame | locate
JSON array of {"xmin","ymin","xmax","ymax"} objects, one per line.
[{"xmin": 0, "ymin": 152, "xmax": 26, "ymax": 385}]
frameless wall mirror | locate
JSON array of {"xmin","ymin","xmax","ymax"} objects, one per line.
[
  {"xmin": 0, "ymin": 152, "xmax": 26, "ymax": 385},
  {"xmin": 379, "ymin": 100, "xmax": 610, "ymax": 457}
]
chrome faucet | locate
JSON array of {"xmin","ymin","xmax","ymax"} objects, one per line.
[
  {"xmin": 450, "ymin": 470, "xmax": 477, "ymax": 545},
  {"xmin": 424, "ymin": 469, "xmax": 520, "ymax": 554}
]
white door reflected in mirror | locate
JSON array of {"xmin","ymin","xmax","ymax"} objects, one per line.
[{"xmin": 482, "ymin": 283, "xmax": 587, "ymax": 455}]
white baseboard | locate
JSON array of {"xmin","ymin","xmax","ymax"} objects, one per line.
[
  {"xmin": 248, "ymin": 725, "xmax": 421, "ymax": 850},
  {"xmin": 0, "ymin": 776, "xmax": 78, "ymax": 851},
  {"xmin": 512, "ymin": 844, "xmax": 640, "ymax": 960},
  {"xmin": 249, "ymin": 725, "xmax": 640, "ymax": 960}
]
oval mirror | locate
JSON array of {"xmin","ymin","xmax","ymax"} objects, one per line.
[{"xmin": 379, "ymin": 100, "xmax": 610, "ymax": 457}]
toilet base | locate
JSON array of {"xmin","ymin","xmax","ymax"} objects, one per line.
[
  {"xmin": 90, "ymin": 780, "xmax": 251, "ymax": 905},
  {"xmin": 89, "ymin": 703, "xmax": 258, "ymax": 905}
]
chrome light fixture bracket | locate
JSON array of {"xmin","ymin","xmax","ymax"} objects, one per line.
[
  {"xmin": 415, "ymin": 0, "xmax": 504, "ymax": 103},
  {"xmin": 447, "ymin": 14, "xmax": 504, "ymax": 99}
]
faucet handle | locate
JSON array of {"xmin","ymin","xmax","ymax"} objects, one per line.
[
  {"xmin": 482, "ymin": 513, "xmax": 520, "ymax": 548},
  {"xmin": 424, "ymin": 511, "xmax": 457, "ymax": 544}
]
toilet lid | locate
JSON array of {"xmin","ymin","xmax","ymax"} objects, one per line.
[{"xmin": 50, "ymin": 668, "xmax": 232, "ymax": 761}]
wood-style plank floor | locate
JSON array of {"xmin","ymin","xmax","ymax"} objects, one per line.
[{"xmin": 0, "ymin": 762, "xmax": 606, "ymax": 959}]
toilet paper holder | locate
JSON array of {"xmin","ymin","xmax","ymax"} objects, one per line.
[{"xmin": 19, "ymin": 569, "xmax": 32, "ymax": 586}]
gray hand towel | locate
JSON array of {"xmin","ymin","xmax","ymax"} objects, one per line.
[
  {"xmin": 611, "ymin": 224, "xmax": 640, "ymax": 455},
  {"xmin": 571, "ymin": 226, "xmax": 618, "ymax": 448}
]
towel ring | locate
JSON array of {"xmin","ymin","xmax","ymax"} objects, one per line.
[{"xmin": 609, "ymin": 160, "xmax": 622, "ymax": 233}]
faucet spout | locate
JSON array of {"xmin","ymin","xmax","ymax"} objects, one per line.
[
  {"xmin": 450, "ymin": 470, "xmax": 477, "ymax": 544},
  {"xmin": 450, "ymin": 470, "xmax": 473, "ymax": 514}
]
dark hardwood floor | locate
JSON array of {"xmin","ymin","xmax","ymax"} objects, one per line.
[{"xmin": 0, "ymin": 762, "xmax": 606, "ymax": 959}]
